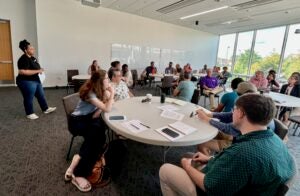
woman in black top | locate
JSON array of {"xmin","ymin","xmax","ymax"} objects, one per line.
[
  {"xmin": 16, "ymin": 40, "xmax": 56, "ymax": 119},
  {"xmin": 279, "ymin": 74, "xmax": 300, "ymax": 122}
]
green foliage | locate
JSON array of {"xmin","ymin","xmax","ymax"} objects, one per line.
[{"xmin": 233, "ymin": 49, "xmax": 299, "ymax": 79}]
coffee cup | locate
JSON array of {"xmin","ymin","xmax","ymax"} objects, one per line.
[{"xmin": 146, "ymin": 94, "xmax": 152, "ymax": 100}]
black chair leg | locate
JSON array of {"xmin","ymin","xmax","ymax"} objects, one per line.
[{"xmin": 66, "ymin": 136, "xmax": 75, "ymax": 161}]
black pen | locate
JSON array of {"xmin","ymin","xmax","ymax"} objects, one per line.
[
  {"xmin": 130, "ymin": 123, "xmax": 140, "ymax": 130},
  {"xmin": 139, "ymin": 122, "xmax": 150, "ymax": 128}
]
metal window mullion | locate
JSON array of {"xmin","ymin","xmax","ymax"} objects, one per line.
[
  {"xmin": 278, "ymin": 25, "xmax": 290, "ymax": 77},
  {"xmin": 215, "ymin": 35, "xmax": 220, "ymax": 66},
  {"xmin": 248, "ymin": 30, "xmax": 257, "ymax": 75},
  {"xmin": 231, "ymin": 33, "xmax": 239, "ymax": 72}
]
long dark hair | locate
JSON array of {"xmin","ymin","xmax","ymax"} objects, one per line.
[
  {"xmin": 122, "ymin": 64, "xmax": 128, "ymax": 76},
  {"xmin": 91, "ymin": 60, "xmax": 98, "ymax": 73},
  {"xmin": 79, "ymin": 70, "xmax": 107, "ymax": 101}
]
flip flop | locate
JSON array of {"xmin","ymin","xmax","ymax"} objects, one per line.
[{"xmin": 71, "ymin": 175, "xmax": 92, "ymax": 192}]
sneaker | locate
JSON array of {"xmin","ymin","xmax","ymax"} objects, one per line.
[
  {"xmin": 27, "ymin": 113, "xmax": 39, "ymax": 120},
  {"xmin": 44, "ymin": 107, "xmax": 57, "ymax": 114}
]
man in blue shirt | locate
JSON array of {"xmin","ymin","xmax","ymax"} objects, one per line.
[
  {"xmin": 213, "ymin": 77, "xmax": 243, "ymax": 112},
  {"xmin": 159, "ymin": 94, "xmax": 295, "ymax": 196}
]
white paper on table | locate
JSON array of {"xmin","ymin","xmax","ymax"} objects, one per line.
[
  {"xmin": 165, "ymin": 98, "xmax": 187, "ymax": 106},
  {"xmin": 157, "ymin": 105, "xmax": 179, "ymax": 111},
  {"xmin": 160, "ymin": 110, "xmax": 184, "ymax": 121},
  {"xmin": 39, "ymin": 72, "xmax": 46, "ymax": 83},
  {"xmin": 155, "ymin": 126, "xmax": 184, "ymax": 141},
  {"xmin": 121, "ymin": 120, "xmax": 148, "ymax": 133},
  {"xmin": 169, "ymin": 121, "xmax": 197, "ymax": 135}
]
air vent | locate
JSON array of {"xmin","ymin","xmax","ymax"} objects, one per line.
[
  {"xmin": 81, "ymin": 0, "xmax": 101, "ymax": 8},
  {"xmin": 205, "ymin": 17, "xmax": 252, "ymax": 27},
  {"xmin": 231, "ymin": 0, "xmax": 282, "ymax": 10},
  {"xmin": 156, "ymin": 0, "xmax": 205, "ymax": 14}
]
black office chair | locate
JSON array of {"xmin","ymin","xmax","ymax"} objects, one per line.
[
  {"xmin": 62, "ymin": 93, "xmax": 81, "ymax": 160},
  {"xmin": 156, "ymin": 76, "xmax": 174, "ymax": 96},
  {"xmin": 288, "ymin": 116, "xmax": 300, "ymax": 136},
  {"xmin": 131, "ymin": 69, "xmax": 143, "ymax": 88},
  {"xmin": 191, "ymin": 89, "xmax": 201, "ymax": 105},
  {"xmin": 66, "ymin": 69, "xmax": 79, "ymax": 94},
  {"xmin": 273, "ymin": 118, "xmax": 288, "ymax": 140}
]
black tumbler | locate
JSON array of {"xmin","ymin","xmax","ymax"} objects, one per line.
[{"xmin": 160, "ymin": 93, "xmax": 165, "ymax": 103}]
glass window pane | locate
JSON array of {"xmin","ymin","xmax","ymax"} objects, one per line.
[
  {"xmin": 250, "ymin": 26, "xmax": 286, "ymax": 75},
  {"xmin": 233, "ymin": 31, "xmax": 254, "ymax": 75},
  {"xmin": 282, "ymin": 24, "xmax": 300, "ymax": 79},
  {"xmin": 216, "ymin": 34, "xmax": 236, "ymax": 71}
]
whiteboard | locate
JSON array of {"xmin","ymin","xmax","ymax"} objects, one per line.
[{"xmin": 111, "ymin": 43, "xmax": 192, "ymax": 75}]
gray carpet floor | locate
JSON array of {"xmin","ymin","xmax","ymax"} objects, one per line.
[{"xmin": 0, "ymin": 86, "xmax": 299, "ymax": 196}]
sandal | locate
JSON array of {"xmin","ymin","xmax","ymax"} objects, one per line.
[
  {"xmin": 65, "ymin": 154, "xmax": 81, "ymax": 181},
  {"xmin": 64, "ymin": 167, "xmax": 73, "ymax": 182},
  {"xmin": 71, "ymin": 175, "xmax": 92, "ymax": 192}
]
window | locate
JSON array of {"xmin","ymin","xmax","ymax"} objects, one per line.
[
  {"xmin": 216, "ymin": 34, "xmax": 236, "ymax": 71},
  {"xmin": 233, "ymin": 31, "xmax": 254, "ymax": 75},
  {"xmin": 282, "ymin": 24, "xmax": 300, "ymax": 79},
  {"xmin": 250, "ymin": 26, "xmax": 286, "ymax": 75}
]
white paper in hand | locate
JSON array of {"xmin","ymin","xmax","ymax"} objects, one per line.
[{"xmin": 39, "ymin": 72, "xmax": 46, "ymax": 84}]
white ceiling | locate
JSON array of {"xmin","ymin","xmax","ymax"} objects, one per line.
[{"xmin": 91, "ymin": 0, "xmax": 300, "ymax": 35}]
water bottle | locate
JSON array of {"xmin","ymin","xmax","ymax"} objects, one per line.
[{"xmin": 160, "ymin": 93, "xmax": 165, "ymax": 103}]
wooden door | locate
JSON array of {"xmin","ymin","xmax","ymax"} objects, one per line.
[{"xmin": 0, "ymin": 20, "xmax": 14, "ymax": 83}]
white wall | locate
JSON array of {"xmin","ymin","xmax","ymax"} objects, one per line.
[
  {"xmin": 34, "ymin": 0, "xmax": 218, "ymax": 87},
  {"xmin": 0, "ymin": 0, "xmax": 38, "ymax": 83}
]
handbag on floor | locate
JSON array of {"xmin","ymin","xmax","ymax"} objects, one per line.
[{"xmin": 87, "ymin": 145, "xmax": 111, "ymax": 188}]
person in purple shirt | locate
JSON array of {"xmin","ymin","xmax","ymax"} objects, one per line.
[{"xmin": 199, "ymin": 69, "xmax": 224, "ymax": 110}]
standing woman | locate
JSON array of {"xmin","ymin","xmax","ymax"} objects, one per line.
[
  {"xmin": 65, "ymin": 70, "xmax": 114, "ymax": 192},
  {"xmin": 16, "ymin": 40, "xmax": 56, "ymax": 120},
  {"xmin": 87, "ymin": 60, "xmax": 100, "ymax": 75}
]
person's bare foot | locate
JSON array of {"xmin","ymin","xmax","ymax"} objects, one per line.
[
  {"xmin": 65, "ymin": 154, "xmax": 81, "ymax": 181},
  {"xmin": 72, "ymin": 176, "xmax": 92, "ymax": 192}
]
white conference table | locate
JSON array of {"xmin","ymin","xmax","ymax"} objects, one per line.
[
  {"xmin": 72, "ymin": 74, "xmax": 91, "ymax": 80},
  {"xmin": 149, "ymin": 73, "xmax": 179, "ymax": 79},
  {"xmin": 266, "ymin": 92, "xmax": 300, "ymax": 118},
  {"xmin": 102, "ymin": 97, "xmax": 218, "ymax": 160},
  {"xmin": 192, "ymin": 73, "xmax": 206, "ymax": 78}
]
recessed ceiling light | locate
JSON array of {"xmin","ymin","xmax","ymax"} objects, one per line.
[{"xmin": 180, "ymin": 6, "xmax": 229, "ymax": 20}]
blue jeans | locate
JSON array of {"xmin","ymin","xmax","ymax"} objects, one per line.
[{"xmin": 16, "ymin": 80, "xmax": 48, "ymax": 115}]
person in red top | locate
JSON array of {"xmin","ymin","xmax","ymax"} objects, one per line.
[{"xmin": 183, "ymin": 63, "xmax": 192, "ymax": 73}]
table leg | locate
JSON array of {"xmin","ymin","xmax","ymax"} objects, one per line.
[
  {"xmin": 163, "ymin": 146, "xmax": 171, "ymax": 163},
  {"xmin": 276, "ymin": 106, "xmax": 282, "ymax": 119}
]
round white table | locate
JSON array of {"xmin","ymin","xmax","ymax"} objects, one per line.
[
  {"xmin": 103, "ymin": 97, "xmax": 218, "ymax": 147},
  {"xmin": 266, "ymin": 92, "xmax": 300, "ymax": 118},
  {"xmin": 192, "ymin": 73, "xmax": 206, "ymax": 78},
  {"xmin": 72, "ymin": 75, "xmax": 91, "ymax": 92},
  {"xmin": 72, "ymin": 74, "xmax": 91, "ymax": 80},
  {"xmin": 149, "ymin": 73, "xmax": 179, "ymax": 79}
]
